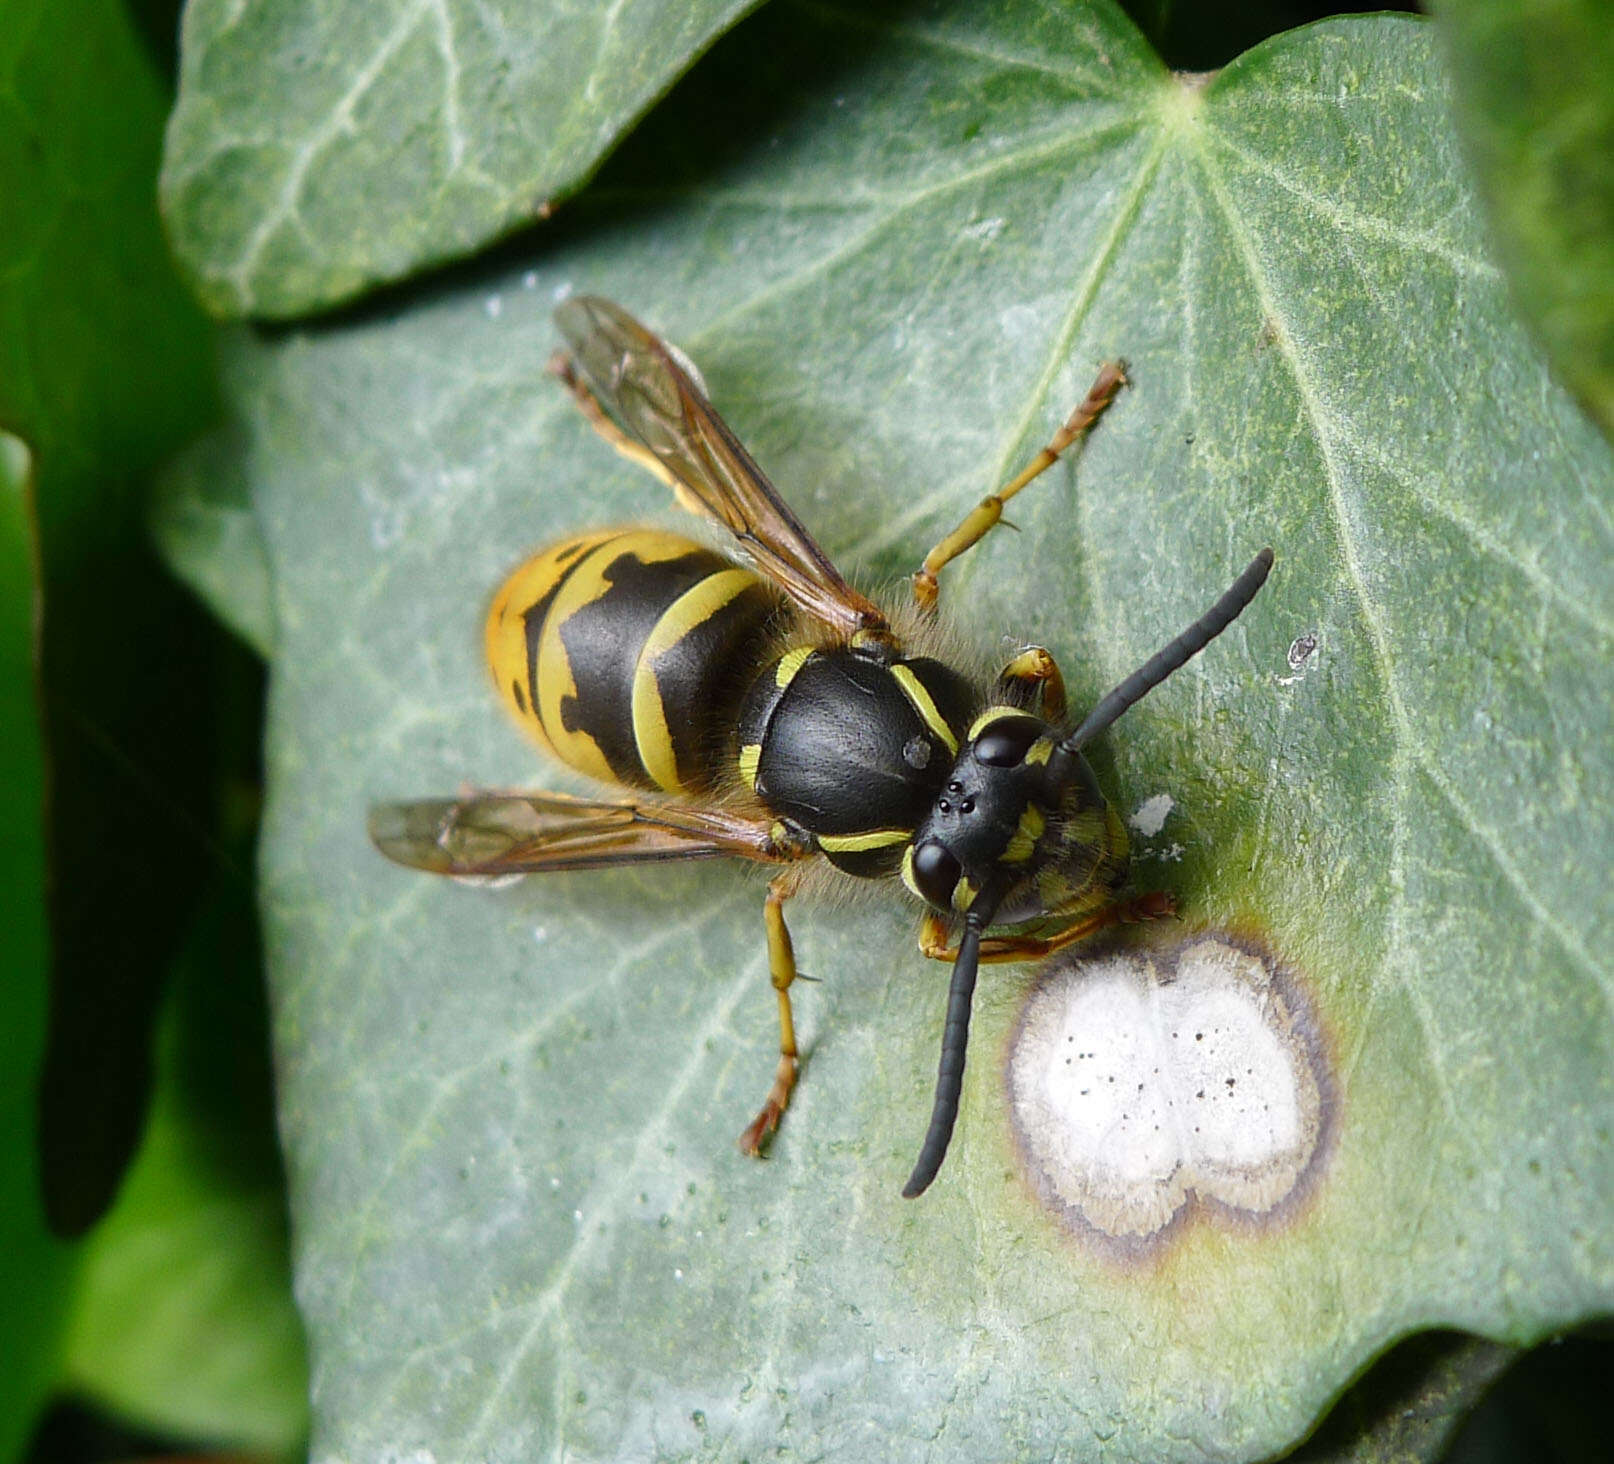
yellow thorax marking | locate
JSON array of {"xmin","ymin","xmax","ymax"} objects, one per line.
[
  {"xmin": 900, "ymin": 844, "xmax": 921, "ymax": 899},
  {"xmin": 967, "ymin": 705, "xmax": 1023, "ymax": 741},
  {"xmin": 817, "ymin": 828, "xmax": 911, "ymax": 854},
  {"xmin": 737, "ymin": 742, "xmax": 763, "ymax": 792},
  {"xmin": 774, "ymin": 644, "xmax": 813, "ymax": 690},
  {"xmin": 890, "ymin": 665, "xmax": 958, "ymax": 754}
]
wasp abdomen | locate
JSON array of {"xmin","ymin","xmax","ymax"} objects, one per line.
[{"xmin": 487, "ymin": 529, "xmax": 780, "ymax": 793}]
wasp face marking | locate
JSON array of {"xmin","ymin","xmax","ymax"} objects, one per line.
[
  {"xmin": 906, "ymin": 710, "xmax": 1127, "ymax": 928},
  {"xmin": 910, "ymin": 711, "xmax": 1057, "ymax": 913}
]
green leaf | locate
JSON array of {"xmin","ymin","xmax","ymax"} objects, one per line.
[
  {"xmin": 153, "ymin": 423, "xmax": 277, "ymax": 659},
  {"xmin": 1, "ymin": 0, "xmax": 227, "ymax": 1443},
  {"xmin": 1, "ymin": 0, "xmax": 223, "ymax": 1239},
  {"xmin": 0, "ymin": 432, "xmax": 71, "ymax": 1464},
  {"xmin": 160, "ymin": 0, "xmax": 765, "ymax": 318},
  {"xmin": 1431, "ymin": 0, "xmax": 1614, "ymax": 444},
  {"xmin": 1288, "ymin": 1331, "xmax": 1515, "ymax": 1463},
  {"xmin": 63, "ymin": 859, "xmax": 309, "ymax": 1457},
  {"xmin": 2, "ymin": 2, "xmax": 305, "ymax": 1450},
  {"xmin": 220, "ymin": 3, "xmax": 1613, "ymax": 1459}
]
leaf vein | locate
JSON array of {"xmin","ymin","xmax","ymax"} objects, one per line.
[
  {"xmin": 1192, "ymin": 135, "xmax": 1611, "ymax": 1017},
  {"xmin": 794, "ymin": 0, "xmax": 1140, "ymax": 92},
  {"xmin": 833, "ymin": 121, "xmax": 1167, "ymax": 573},
  {"xmin": 454, "ymin": 950, "xmax": 765, "ymax": 1454},
  {"xmin": 1202, "ymin": 126, "xmax": 1500, "ymax": 282},
  {"xmin": 1191, "ymin": 137, "xmax": 1446, "ymax": 1129},
  {"xmin": 224, "ymin": 0, "xmax": 433, "ymax": 303},
  {"xmin": 685, "ymin": 112, "xmax": 1150, "ymax": 353},
  {"xmin": 1417, "ymin": 756, "xmax": 1612, "ymax": 1000},
  {"xmin": 1345, "ymin": 430, "xmax": 1614, "ymax": 642}
]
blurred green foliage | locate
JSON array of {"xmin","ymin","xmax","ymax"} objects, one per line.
[
  {"xmin": 1433, "ymin": 0, "xmax": 1614, "ymax": 444},
  {"xmin": 0, "ymin": 429, "xmax": 61, "ymax": 1462},
  {"xmin": 0, "ymin": 0, "xmax": 302, "ymax": 1456}
]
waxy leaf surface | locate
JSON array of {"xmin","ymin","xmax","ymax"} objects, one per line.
[{"xmin": 162, "ymin": 0, "xmax": 762, "ymax": 316}]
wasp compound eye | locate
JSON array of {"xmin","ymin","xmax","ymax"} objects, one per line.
[
  {"xmin": 973, "ymin": 714, "xmax": 1047, "ymax": 767},
  {"xmin": 911, "ymin": 841, "xmax": 962, "ymax": 909}
]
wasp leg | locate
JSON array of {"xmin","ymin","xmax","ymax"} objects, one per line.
[
  {"xmin": 917, "ymin": 890, "xmax": 1174, "ymax": 964},
  {"xmin": 912, "ymin": 362, "xmax": 1126, "ymax": 613},
  {"xmin": 993, "ymin": 645, "xmax": 1068, "ymax": 723},
  {"xmin": 739, "ymin": 868, "xmax": 806, "ymax": 1156}
]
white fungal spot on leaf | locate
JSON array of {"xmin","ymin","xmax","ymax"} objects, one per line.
[
  {"xmin": 1128, "ymin": 792, "xmax": 1175, "ymax": 837},
  {"xmin": 1008, "ymin": 935, "xmax": 1329, "ymax": 1244}
]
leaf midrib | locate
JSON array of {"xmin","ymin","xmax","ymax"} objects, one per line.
[{"xmin": 1185, "ymin": 119, "xmax": 1614, "ymax": 1070}]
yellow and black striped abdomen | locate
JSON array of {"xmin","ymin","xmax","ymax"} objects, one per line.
[{"xmin": 486, "ymin": 528, "xmax": 780, "ymax": 793}]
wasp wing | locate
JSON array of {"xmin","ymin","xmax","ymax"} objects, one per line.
[
  {"xmin": 369, "ymin": 790, "xmax": 786, "ymax": 876},
  {"xmin": 554, "ymin": 295, "xmax": 887, "ymax": 640}
]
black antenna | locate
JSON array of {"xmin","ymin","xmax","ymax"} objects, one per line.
[
  {"xmin": 1061, "ymin": 548, "xmax": 1273, "ymax": 754},
  {"xmin": 902, "ymin": 891, "xmax": 1000, "ymax": 1198}
]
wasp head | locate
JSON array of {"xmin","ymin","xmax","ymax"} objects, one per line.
[{"xmin": 902, "ymin": 710, "xmax": 1108, "ymax": 928}]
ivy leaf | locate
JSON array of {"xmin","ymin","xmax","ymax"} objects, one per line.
[
  {"xmin": 154, "ymin": 424, "xmax": 277, "ymax": 659},
  {"xmin": 0, "ymin": 433, "xmax": 64, "ymax": 1464},
  {"xmin": 215, "ymin": 3, "xmax": 1614, "ymax": 1459},
  {"xmin": 1, "ymin": 0, "xmax": 218, "ymax": 1266},
  {"xmin": 161, "ymin": 0, "xmax": 764, "ymax": 318},
  {"xmin": 1432, "ymin": 0, "xmax": 1614, "ymax": 443},
  {"xmin": 62, "ymin": 862, "xmax": 309, "ymax": 1457}
]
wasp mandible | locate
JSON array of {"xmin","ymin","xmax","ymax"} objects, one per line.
[{"xmin": 370, "ymin": 297, "xmax": 1272, "ymax": 1196}]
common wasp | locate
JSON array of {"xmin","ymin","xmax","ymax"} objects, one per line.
[{"xmin": 370, "ymin": 297, "xmax": 1272, "ymax": 1197}]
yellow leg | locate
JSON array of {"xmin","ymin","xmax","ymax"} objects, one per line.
[
  {"xmin": 994, "ymin": 646, "xmax": 1068, "ymax": 723},
  {"xmin": 738, "ymin": 871, "xmax": 803, "ymax": 1155},
  {"xmin": 917, "ymin": 890, "xmax": 1174, "ymax": 964},
  {"xmin": 912, "ymin": 361, "xmax": 1127, "ymax": 613}
]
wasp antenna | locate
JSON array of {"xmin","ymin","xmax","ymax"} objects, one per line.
[
  {"xmin": 902, "ymin": 894, "xmax": 1000, "ymax": 1198},
  {"xmin": 1060, "ymin": 547, "xmax": 1274, "ymax": 755}
]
